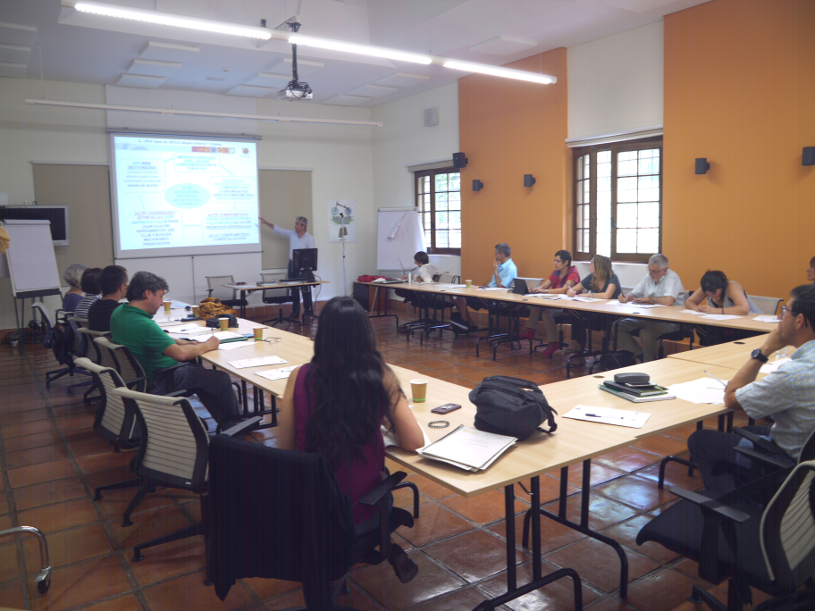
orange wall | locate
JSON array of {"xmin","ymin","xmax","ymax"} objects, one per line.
[
  {"xmin": 458, "ymin": 48, "xmax": 569, "ymax": 283},
  {"xmin": 663, "ymin": 0, "xmax": 815, "ymax": 299}
]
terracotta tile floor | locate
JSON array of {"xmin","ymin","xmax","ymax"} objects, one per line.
[{"xmin": 0, "ymin": 305, "xmax": 749, "ymax": 610}]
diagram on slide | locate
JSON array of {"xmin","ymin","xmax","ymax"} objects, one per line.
[{"xmin": 112, "ymin": 136, "xmax": 259, "ymax": 251}]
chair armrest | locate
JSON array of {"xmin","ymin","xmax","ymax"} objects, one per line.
[
  {"xmin": 733, "ymin": 427, "xmax": 781, "ymax": 455},
  {"xmin": 669, "ymin": 487, "xmax": 751, "ymax": 523},
  {"xmin": 166, "ymin": 389, "xmax": 191, "ymax": 397},
  {"xmin": 124, "ymin": 376, "xmax": 149, "ymax": 389},
  {"xmin": 222, "ymin": 416, "xmax": 262, "ymax": 437},
  {"xmin": 359, "ymin": 471, "xmax": 408, "ymax": 507},
  {"xmin": 733, "ymin": 446, "xmax": 792, "ymax": 469}
]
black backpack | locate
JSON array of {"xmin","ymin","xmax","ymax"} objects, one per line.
[
  {"xmin": 469, "ymin": 376, "xmax": 557, "ymax": 441},
  {"xmin": 46, "ymin": 318, "xmax": 73, "ymax": 366}
]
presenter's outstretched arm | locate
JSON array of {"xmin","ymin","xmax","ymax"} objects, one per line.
[{"xmin": 258, "ymin": 216, "xmax": 274, "ymax": 230}]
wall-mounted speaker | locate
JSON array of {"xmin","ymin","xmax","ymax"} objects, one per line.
[
  {"xmin": 803, "ymin": 147, "xmax": 815, "ymax": 166},
  {"xmin": 695, "ymin": 158, "xmax": 710, "ymax": 174},
  {"xmin": 523, "ymin": 174, "xmax": 536, "ymax": 187},
  {"xmin": 423, "ymin": 107, "xmax": 439, "ymax": 127},
  {"xmin": 453, "ymin": 152, "xmax": 468, "ymax": 169},
  {"xmin": 472, "ymin": 179, "xmax": 483, "ymax": 191}
]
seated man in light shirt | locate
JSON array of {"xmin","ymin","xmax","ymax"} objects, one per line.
[
  {"xmin": 615, "ymin": 253, "xmax": 685, "ymax": 362},
  {"xmin": 688, "ymin": 284, "xmax": 815, "ymax": 496},
  {"xmin": 259, "ymin": 215, "xmax": 316, "ymax": 317},
  {"xmin": 451, "ymin": 242, "xmax": 517, "ymax": 332}
]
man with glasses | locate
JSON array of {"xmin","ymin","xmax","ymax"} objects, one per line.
[
  {"xmin": 88, "ymin": 265, "xmax": 128, "ymax": 332},
  {"xmin": 452, "ymin": 243, "xmax": 517, "ymax": 332},
  {"xmin": 110, "ymin": 271, "xmax": 241, "ymax": 425},
  {"xmin": 615, "ymin": 253, "xmax": 686, "ymax": 362},
  {"xmin": 688, "ymin": 284, "xmax": 815, "ymax": 494}
]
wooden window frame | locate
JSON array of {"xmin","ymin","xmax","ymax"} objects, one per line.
[
  {"xmin": 573, "ymin": 137, "xmax": 663, "ymax": 264},
  {"xmin": 415, "ymin": 167, "xmax": 461, "ymax": 256}
]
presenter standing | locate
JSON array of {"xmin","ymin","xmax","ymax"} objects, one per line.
[{"xmin": 259, "ymin": 216, "xmax": 315, "ymax": 318}]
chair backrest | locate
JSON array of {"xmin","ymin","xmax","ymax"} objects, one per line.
[
  {"xmin": 206, "ymin": 275, "xmax": 237, "ymax": 302},
  {"xmin": 74, "ymin": 357, "xmax": 138, "ymax": 448},
  {"xmin": 748, "ymin": 295, "xmax": 782, "ymax": 316},
  {"xmin": 77, "ymin": 328, "xmax": 113, "ymax": 366},
  {"xmin": 112, "ymin": 387, "xmax": 210, "ymax": 491},
  {"xmin": 759, "ymin": 460, "xmax": 815, "ymax": 591},
  {"xmin": 437, "ymin": 272, "xmax": 456, "ymax": 284},
  {"xmin": 31, "ymin": 303, "xmax": 55, "ymax": 349},
  {"xmin": 66, "ymin": 316, "xmax": 87, "ymax": 358},
  {"xmin": 94, "ymin": 336, "xmax": 148, "ymax": 392},
  {"xmin": 260, "ymin": 272, "xmax": 292, "ymax": 303}
]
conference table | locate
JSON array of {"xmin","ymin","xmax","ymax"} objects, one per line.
[{"xmin": 223, "ymin": 280, "xmax": 329, "ymax": 321}]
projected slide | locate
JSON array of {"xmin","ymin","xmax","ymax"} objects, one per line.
[{"xmin": 112, "ymin": 135, "xmax": 259, "ymax": 252}]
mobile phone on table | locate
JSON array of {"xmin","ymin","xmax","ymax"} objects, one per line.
[{"xmin": 431, "ymin": 403, "xmax": 461, "ymax": 414}]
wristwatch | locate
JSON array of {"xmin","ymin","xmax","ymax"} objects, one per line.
[{"xmin": 751, "ymin": 348, "xmax": 769, "ymax": 363}]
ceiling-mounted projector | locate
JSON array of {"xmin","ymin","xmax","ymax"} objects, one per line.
[{"xmin": 278, "ymin": 80, "xmax": 312, "ymax": 101}]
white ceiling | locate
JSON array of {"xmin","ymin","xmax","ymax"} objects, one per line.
[{"xmin": 0, "ymin": 0, "xmax": 711, "ymax": 108}]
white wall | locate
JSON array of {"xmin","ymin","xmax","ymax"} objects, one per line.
[
  {"xmin": 568, "ymin": 21, "xmax": 664, "ymax": 140},
  {"xmin": 370, "ymin": 82, "xmax": 460, "ymax": 278}
]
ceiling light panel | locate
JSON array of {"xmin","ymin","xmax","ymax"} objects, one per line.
[
  {"xmin": 138, "ymin": 41, "xmax": 199, "ymax": 63},
  {"xmin": 245, "ymin": 72, "xmax": 292, "ymax": 87},
  {"xmin": 0, "ymin": 62, "xmax": 27, "ymax": 78},
  {"xmin": 288, "ymin": 34, "xmax": 432, "ymax": 65},
  {"xmin": 469, "ymin": 35, "xmax": 538, "ymax": 56},
  {"xmin": 376, "ymin": 72, "xmax": 430, "ymax": 88},
  {"xmin": 348, "ymin": 84, "xmax": 398, "ymax": 97},
  {"xmin": 604, "ymin": 0, "xmax": 678, "ymax": 12},
  {"xmin": 227, "ymin": 84, "xmax": 274, "ymax": 98},
  {"xmin": 126, "ymin": 58, "xmax": 181, "ymax": 78},
  {"xmin": 0, "ymin": 22, "xmax": 36, "ymax": 47},
  {"xmin": 323, "ymin": 94, "xmax": 370, "ymax": 106},
  {"xmin": 443, "ymin": 60, "xmax": 557, "ymax": 84},
  {"xmin": 116, "ymin": 73, "xmax": 165, "ymax": 88},
  {"xmin": 0, "ymin": 44, "xmax": 31, "ymax": 64}
]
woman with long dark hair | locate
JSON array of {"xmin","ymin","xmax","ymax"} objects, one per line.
[{"xmin": 277, "ymin": 296, "xmax": 424, "ymax": 579}]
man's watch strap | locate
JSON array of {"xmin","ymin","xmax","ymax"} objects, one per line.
[{"xmin": 751, "ymin": 348, "xmax": 769, "ymax": 364}]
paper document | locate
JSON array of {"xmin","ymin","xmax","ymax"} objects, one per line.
[
  {"xmin": 229, "ymin": 355, "xmax": 288, "ymax": 369},
  {"xmin": 760, "ymin": 358, "xmax": 791, "ymax": 374},
  {"xmin": 218, "ymin": 340, "xmax": 256, "ymax": 351},
  {"xmin": 563, "ymin": 405, "xmax": 651, "ymax": 428},
  {"xmin": 170, "ymin": 299, "xmax": 190, "ymax": 310},
  {"xmin": 155, "ymin": 318, "xmax": 185, "ymax": 327},
  {"xmin": 168, "ymin": 324, "xmax": 210, "ymax": 335},
  {"xmin": 417, "ymin": 425, "xmax": 516, "ymax": 472},
  {"xmin": 479, "ymin": 287, "xmax": 507, "ymax": 292},
  {"xmin": 681, "ymin": 310, "xmax": 706, "ymax": 315},
  {"xmin": 572, "ymin": 296, "xmax": 607, "ymax": 303},
  {"xmin": 627, "ymin": 303, "xmax": 665, "ymax": 308},
  {"xmin": 667, "ymin": 378, "xmax": 728, "ymax": 404},
  {"xmin": 255, "ymin": 366, "xmax": 297, "ymax": 381},
  {"xmin": 382, "ymin": 424, "xmax": 431, "ymax": 448},
  {"xmin": 754, "ymin": 315, "xmax": 780, "ymax": 323},
  {"xmin": 187, "ymin": 331, "xmax": 244, "ymax": 342},
  {"xmin": 699, "ymin": 314, "xmax": 743, "ymax": 321},
  {"xmin": 435, "ymin": 284, "xmax": 466, "ymax": 289},
  {"xmin": 528, "ymin": 294, "xmax": 561, "ymax": 300}
]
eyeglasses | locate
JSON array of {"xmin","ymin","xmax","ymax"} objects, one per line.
[
  {"xmin": 553, "ymin": 259, "xmax": 564, "ymax": 264},
  {"xmin": 259, "ymin": 337, "xmax": 282, "ymax": 345},
  {"xmin": 780, "ymin": 306, "xmax": 789, "ymax": 318},
  {"xmin": 648, "ymin": 267, "xmax": 666, "ymax": 276}
]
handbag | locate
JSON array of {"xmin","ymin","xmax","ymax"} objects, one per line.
[{"xmin": 468, "ymin": 375, "xmax": 557, "ymax": 441}]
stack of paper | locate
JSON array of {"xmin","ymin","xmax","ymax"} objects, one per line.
[
  {"xmin": 528, "ymin": 294, "xmax": 561, "ymax": 300},
  {"xmin": 187, "ymin": 331, "xmax": 244, "ymax": 342},
  {"xmin": 571, "ymin": 296, "xmax": 607, "ymax": 303},
  {"xmin": 754, "ymin": 315, "xmax": 780, "ymax": 323},
  {"xmin": 563, "ymin": 405, "xmax": 651, "ymax": 428},
  {"xmin": 230, "ymin": 355, "xmax": 288, "ymax": 369},
  {"xmin": 667, "ymin": 378, "xmax": 727, "ymax": 404},
  {"xmin": 698, "ymin": 314, "xmax": 742, "ymax": 321},
  {"xmin": 417, "ymin": 425, "xmax": 516, "ymax": 472},
  {"xmin": 255, "ymin": 366, "xmax": 297, "ymax": 381},
  {"xmin": 760, "ymin": 357, "xmax": 791, "ymax": 374}
]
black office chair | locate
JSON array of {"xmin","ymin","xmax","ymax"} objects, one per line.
[
  {"xmin": 636, "ymin": 459, "xmax": 815, "ymax": 611},
  {"xmin": 206, "ymin": 434, "xmax": 421, "ymax": 609},
  {"xmin": 259, "ymin": 272, "xmax": 294, "ymax": 327},
  {"xmin": 108, "ymin": 387, "xmax": 260, "ymax": 555}
]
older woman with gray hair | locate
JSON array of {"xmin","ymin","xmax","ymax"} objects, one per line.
[{"xmin": 62, "ymin": 263, "xmax": 88, "ymax": 313}]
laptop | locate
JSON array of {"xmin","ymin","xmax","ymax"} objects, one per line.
[{"xmin": 512, "ymin": 278, "xmax": 530, "ymax": 295}]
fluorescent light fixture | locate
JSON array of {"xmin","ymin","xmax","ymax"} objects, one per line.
[
  {"xmin": 288, "ymin": 34, "xmax": 432, "ymax": 65},
  {"xmin": 24, "ymin": 98, "xmax": 383, "ymax": 127},
  {"xmin": 443, "ymin": 59, "xmax": 556, "ymax": 84},
  {"xmin": 68, "ymin": 1, "xmax": 271, "ymax": 40}
]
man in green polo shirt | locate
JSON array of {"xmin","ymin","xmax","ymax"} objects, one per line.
[{"xmin": 110, "ymin": 271, "xmax": 241, "ymax": 425}]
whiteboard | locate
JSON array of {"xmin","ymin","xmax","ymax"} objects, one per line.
[
  {"xmin": 376, "ymin": 208, "xmax": 426, "ymax": 272},
  {"xmin": 2, "ymin": 220, "xmax": 61, "ymax": 296}
]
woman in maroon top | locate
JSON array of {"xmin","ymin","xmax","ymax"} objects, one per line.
[
  {"xmin": 520, "ymin": 250, "xmax": 581, "ymax": 356},
  {"xmin": 277, "ymin": 296, "xmax": 424, "ymax": 581}
]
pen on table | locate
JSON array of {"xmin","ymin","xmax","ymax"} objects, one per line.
[
  {"xmin": 585, "ymin": 413, "xmax": 624, "ymax": 419},
  {"xmin": 704, "ymin": 370, "xmax": 727, "ymax": 388}
]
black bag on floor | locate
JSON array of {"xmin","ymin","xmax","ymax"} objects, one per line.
[{"xmin": 468, "ymin": 375, "xmax": 557, "ymax": 441}]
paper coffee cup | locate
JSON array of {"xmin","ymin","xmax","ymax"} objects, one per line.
[
  {"xmin": 253, "ymin": 327, "xmax": 264, "ymax": 341},
  {"xmin": 410, "ymin": 379, "xmax": 428, "ymax": 403},
  {"xmin": 192, "ymin": 306, "xmax": 200, "ymax": 317},
  {"xmin": 219, "ymin": 317, "xmax": 229, "ymax": 330},
  {"xmin": 163, "ymin": 300, "xmax": 172, "ymax": 312},
  {"xmin": 465, "ymin": 279, "xmax": 472, "ymax": 288}
]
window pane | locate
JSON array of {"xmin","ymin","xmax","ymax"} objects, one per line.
[
  {"xmin": 638, "ymin": 175, "xmax": 660, "ymax": 202},
  {"xmin": 449, "ymin": 211, "xmax": 461, "ymax": 228},
  {"xmin": 638, "ymin": 202, "xmax": 660, "ymax": 228},
  {"xmin": 617, "ymin": 229, "xmax": 637, "ymax": 253},
  {"xmin": 583, "ymin": 230, "xmax": 590, "ymax": 252},
  {"xmin": 424, "ymin": 231, "xmax": 432, "ymax": 246},
  {"xmin": 576, "ymin": 159, "xmax": 583, "ymax": 181},
  {"xmin": 584, "ymin": 206, "xmax": 590, "ymax": 228},
  {"xmin": 597, "ymin": 232, "xmax": 611, "ymax": 257},
  {"xmin": 436, "ymin": 211, "xmax": 449, "ymax": 229},
  {"xmin": 638, "ymin": 154, "xmax": 659, "ymax": 175},
  {"xmin": 449, "ymin": 230, "xmax": 461, "ymax": 248},
  {"xmin": 576, "ymin": 229, "xmax": 583, "ymax": 252},
  {"xmin": 421, "ymin": 212, "xmax": 430, "ymax": 230},
  {"xmin": 449, "ymin": 173, "xmax": 460, "ymax": 191},
  {"xmin": 423, "ymin": 176, "xmax": 430, "ymax": 192},
  {"xmin": 598, "ymin": 151, "xmax": 611, "ymax": 164},
  {"xmin": 417, "ymin": 195, "xmax": 423, "ymax": 210},
  {"xmin": 597, "ymin": 158, "xmax": 611, "ymax": 178},
  {"xmin": 597, "ymin": 216, "xmax": 611, "ymax": 235},
  {"xmin": 449, "ymin": 191, "xmax": 461, "ymax": 205},
  {"xmin": 435, "ymin": 173, "xmax": 448, "ymax": 192},
  {"xmin": 597, "ymin": 200, "xmax": 611, "ymax": 220},
  {"xmin": 436, "ymin": 192, "xmax": 448, "ymax": 211},
  {"xmin": 423, "ymin": 194, "xmax": 430, "ymax": 207},
  {"xmin": 598, "ymin": 176, "xmax": 611, "ymax": 193},
  {"xmin": 618, "ymin": 159, "xmax": 637, "ymax": 177},
  {"xmin": 576, "ymin": 205, "xmax": 584, "ymax": 229},
  {"xmin": 637, "ymin": 229, "xmax": 659, "ymax": 254},
  {"xmin": 436, "ymin": 231, "xmax": 449, "ymax": 248},
  {"xmin": 617, "ymin": 203, "xmax": 637, "ymax": 228},
  {"xmin": 618, "ymin": 177, "xmax": 637, "ymax": 203},
  {"xmin": 598, "ymin": 190, "xmax": 611, "ymax": 208},
  {"xmin": 577, "ymin": 184, "xmax": 583, "ymax": 205},
  {"xmin": 583, "ymin": 181, "xmax": 590, "ymax": 204}
]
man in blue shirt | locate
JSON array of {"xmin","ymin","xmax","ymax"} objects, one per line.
[
  {"xmin": 452, "ymin": 243, "xmax": 517, "ymax": 332},
  {"xmin": 688, "ymin": 284, "xmax": 815, "ymax": 495}
]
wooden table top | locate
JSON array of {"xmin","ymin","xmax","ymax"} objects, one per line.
[{"xmin": 225, "ymin": 280, "xmax": 328, "ymax": 290}]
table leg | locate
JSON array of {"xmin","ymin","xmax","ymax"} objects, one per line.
[
  {"xmin": 366, "ymin": 285, "xmax": 400, "ymax": 330},
  {"xmin": 476, "ymin": 477, "xmax": 584, "ymax": 610}
]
